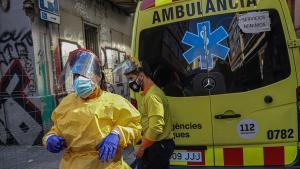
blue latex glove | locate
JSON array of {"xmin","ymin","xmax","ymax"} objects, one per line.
[
  {"xmin": 97, "ymin": 133, "xmax": 120, "ymax": 162},
  {"xmin": 46, "ymin": 135, "xmax": 65, "ymax": 153}
]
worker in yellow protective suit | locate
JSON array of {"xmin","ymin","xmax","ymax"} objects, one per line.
[
  {"xmin": 124, "ymin": 61, "xmax": 175, "ymax": 169},
  {"xmin": 43, "ymin": 49, "xmax": 142, "ymax": 169}
]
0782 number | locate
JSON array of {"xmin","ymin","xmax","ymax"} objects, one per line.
[{"xmin": 267, "ymin": 129, "xmax": 294, "ymax": 140}]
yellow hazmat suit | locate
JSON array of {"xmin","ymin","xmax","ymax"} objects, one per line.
[{"xmin": 43, "ymin": 90, "xmax": 142, "ymax": 169}]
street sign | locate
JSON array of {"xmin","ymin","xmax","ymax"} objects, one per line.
[
  {"xmin": 39, "ymin": 0, "xmax": 59, "ymax": 15},
  {"xmin": 40, "ymin": 10, "xmax": 60, "ymax": 24}
]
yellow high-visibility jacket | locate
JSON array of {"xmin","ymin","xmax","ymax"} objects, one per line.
[{"xmin": 140, "ymin": 84, "xmax": 173, "ymax": 141}]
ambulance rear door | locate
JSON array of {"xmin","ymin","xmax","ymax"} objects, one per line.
[{"xmin": 197, "ymin": 0, "xmax": 299, "ymax": 166}]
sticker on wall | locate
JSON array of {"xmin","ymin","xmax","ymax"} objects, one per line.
[
  {"xmin": 181, "ymin": 21, "xmax": 230, "ymax": 70},
  {"xmin": 238, "ymin": 11, "xmax": 271, "ymax": 33},
  {"xmin": 236, "ymin": 119, "xmax": 259, "ymax": 139}
]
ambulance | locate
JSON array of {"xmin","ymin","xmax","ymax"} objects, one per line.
[{"xmin": 130, "ymin": 0, "xmax": 300, "ymax": 167}]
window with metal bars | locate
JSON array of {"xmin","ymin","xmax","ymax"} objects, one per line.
[{"xmin": 84, "ymin": 24, "xmax": 99, "ymax": 56}]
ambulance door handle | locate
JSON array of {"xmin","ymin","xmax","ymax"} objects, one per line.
[{"xmin": 214, "ymin": 113, "xmax": 241, "ymax": 119}]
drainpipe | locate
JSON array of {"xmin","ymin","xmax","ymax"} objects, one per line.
[
  {"xmin": 48, "ymin": 23, "xmax": 57, "ymax": 90},
  {"xmin": 41, "ymin": 22, "xmax": 57, "ymax": 125}
]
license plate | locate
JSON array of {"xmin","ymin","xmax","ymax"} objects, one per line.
[{"xmin": 170, "ymin": 151, "xmax": 203, "ymax": 162}]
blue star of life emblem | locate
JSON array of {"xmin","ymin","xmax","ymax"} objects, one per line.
[{"xmin": 181, "ymin": 21, "xmax": 230, "ymax": 70}]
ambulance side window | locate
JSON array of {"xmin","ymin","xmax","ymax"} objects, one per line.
[{"xmin": 213, "ymin": 10, "xmax": 290, "ymax": 94}]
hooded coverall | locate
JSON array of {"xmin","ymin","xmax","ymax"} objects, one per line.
[{"xmin": 43, "ymin": 90, "xmax": 142, "ymax": 169}]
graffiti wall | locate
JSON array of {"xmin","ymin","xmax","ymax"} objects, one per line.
[
  {"xmin": 0, "ymin": 0, "xmax": 43, "ymax": 145},
  {"xmin": 58, "ymin": 0, "xmax": 133, "ymax": 99},
  {"xmin": 294, "ymin": 1, "xmax": 300, "ymax": 38},
  {"xmin": 287, "ymin": 0, "xmax": 300, "ymax": 38}
]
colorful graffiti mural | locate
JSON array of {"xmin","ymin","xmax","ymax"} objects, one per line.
[{"xmin": 0, "ymin": 0, "xmax": 43, "ymax": 145}]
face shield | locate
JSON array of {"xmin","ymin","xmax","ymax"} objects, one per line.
[
  {"xmin": 111, "ymin": 60, "xmax": 137, "ymax": 83},
  {"xmin": 112, "ymin": 60, "xmax": 137, "ymax": 75},
  {"xmin": 59, "ymin": 49, "xmax": 102, "ymax": 92}
]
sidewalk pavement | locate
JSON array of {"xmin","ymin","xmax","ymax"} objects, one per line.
[{"xmin": 0, "ymin": 145, "xmax": 135, "ymax": 169}]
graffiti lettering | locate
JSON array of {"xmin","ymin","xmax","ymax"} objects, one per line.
[
  {"xmin": 0, "ymin": 0, "xmax": 43, "ymax": 146},
  {"xmin": 0, "ymin": 30, "xmax": 36, "ymax": 93},
  {"xmin": 0, "ymin": 30, "xmax": 24, "ymax": 43},
  {"xmin": 0, "ymin": 0, "xmax": 10, "ymax": 12},
  {"xmin": 21, "ymin": 30, "xmax": 33, "ymax": 46},
  {"xmin": 0, "ymin": 60, "xmax": 42, "ymax": 145}
]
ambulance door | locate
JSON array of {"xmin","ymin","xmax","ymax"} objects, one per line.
[
  {"xmin": 166, "ymin": 8, "xmax": 214, "ymax": 167},
  {"xmin": 136, "ymin": 0, "xmax": 214, "ymax": 166},
  {"xmin": 199, "ymin": 0, "xmax": 298, "ymax": 166}
]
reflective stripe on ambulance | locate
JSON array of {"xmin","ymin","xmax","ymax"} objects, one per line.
[
  {"xmin": 171, "ymin": 143, "xmax": 297, "ymax": 166},
  {"xmin": 217, "ymin": 143, "xmax": 297, "ymax": 166}
]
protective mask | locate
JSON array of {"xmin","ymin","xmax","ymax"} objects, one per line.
[
  {"xmin": 129, "ymin": 77, "xmax": 142, "ymax": 92},
  {"xmin": 73, "ymin": 76, "xmax": 95, "ymax": 98}
]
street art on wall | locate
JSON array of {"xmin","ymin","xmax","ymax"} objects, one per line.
[{"xmin": 0, "ymin": 0, "xmax": 43, "ymax": 145}]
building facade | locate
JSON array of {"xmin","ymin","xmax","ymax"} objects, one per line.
[
  {"xmin": 287, "ymin": 0, "xmax": 300, "ymax": 38},
  {"xmin": 0, "ymin": 0, "xmax": 133, "ymax": 145}
]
